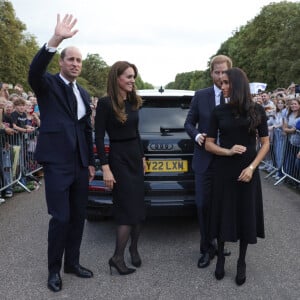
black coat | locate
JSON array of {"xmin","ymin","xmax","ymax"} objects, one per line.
[{"xmin": 28, "ymin": 45, "xmax": 94, "ymax": 167}]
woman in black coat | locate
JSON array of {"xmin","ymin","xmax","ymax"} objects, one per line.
[
  {"xmin": 95, "ymin": 61, "xmax": 146, "ymax": 276},
  {"xmin": 205, "ymin": 68, "xmax": 270, "ymax": 285}
]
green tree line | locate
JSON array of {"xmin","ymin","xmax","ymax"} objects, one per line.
[
  {"xmin": 1, "ymin": 1, "xmax": 300, "ymax": 94},
  {"xmin": 0, "ymin": 1, "xmax": 153, "ymax": 97},
  {"xmin": 166, "ymin": 1, "xmax": 300, "ymax": 91}
]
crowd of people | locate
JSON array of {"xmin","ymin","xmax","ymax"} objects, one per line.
[
  {"xmin": 0, "ymin": 13, "xmax": 299, "ymax": 293},
  {"xmin": 0, "ymin": 82, "xmax": 41, "ymax": 203},
  {"xmin": 253, "ymin": 88, "xmax": 300, "ymax": 181}
]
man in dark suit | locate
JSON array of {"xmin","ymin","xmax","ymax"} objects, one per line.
[
  {"xmin": 184, "ymin": 55, "xmax": 232, "ymax": 268},
  {"xmin": 28, "ymin": 14, "xmax": 95, "ymax": 292}
]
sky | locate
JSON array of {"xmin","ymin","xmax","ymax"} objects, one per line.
[{"xmin": 11, "ymin": 0, "xmax": 296, "ymax": 87}]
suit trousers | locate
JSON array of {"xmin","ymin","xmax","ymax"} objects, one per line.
[
  {"xmin": 43, "ymin": 152, "xmax": 89, "ymax": 273},
  {"xmin": 195, "ymin": 159, "xmax": 215, "ymax": 254}
]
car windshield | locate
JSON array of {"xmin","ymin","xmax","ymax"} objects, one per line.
[{"xmin": 139, "ymin": 96, "xmax": 191, "ymax": 133}]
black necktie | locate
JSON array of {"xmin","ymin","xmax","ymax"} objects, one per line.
[
  {"xmin": 220, "ymin": 92, "xmax": 225, "ymax": 105},
  {"xmin": 69, "ymin": 82, "xmax": 78, "ymax": 116}
]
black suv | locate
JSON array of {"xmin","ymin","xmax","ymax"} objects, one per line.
[{"xmin": 87, "ymin": 89, "xmax": 196, "ymax": 221}]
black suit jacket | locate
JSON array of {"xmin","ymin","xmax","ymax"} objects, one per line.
[
  {"xmin": 184, "ymin": 86, "xmax": 216, "ymax": 174},
  {"xmin": 28, "ymin": 45, "xmax": 94, "ymax": 167}
]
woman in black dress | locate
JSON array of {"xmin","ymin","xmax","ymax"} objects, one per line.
[
  {"xmin": 95, "ymin": 61, "xmax": 146, "ymax": 275},
  {"xmin": 205, "ymin": 68, "xmax": 270, "ymax": 285}
]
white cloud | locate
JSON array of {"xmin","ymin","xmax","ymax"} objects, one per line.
[{"xmin": 11, "ymin": 0, "xmax": 291, "ymax": 87}]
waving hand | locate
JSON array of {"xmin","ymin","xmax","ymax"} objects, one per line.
[{"xmin": 48, "ymin": 14, "xmax": 78, "ymax": 47}]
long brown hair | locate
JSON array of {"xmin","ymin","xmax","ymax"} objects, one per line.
[
  {"xmin": 287, "ymin": 98, "xmax": 300, "ymax": 119},
  {"xmin": 107, "ymin": 61, "xmax": 142, "ymax": 123},
  {"xmin": 226, "ymin": 68, "xmax": 261, "ymax": 132}
]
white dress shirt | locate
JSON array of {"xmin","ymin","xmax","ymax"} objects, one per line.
[
  {"xmin": 59, "ymin": 75, "xmax": 86, "ymax": 120},
  {"xmin": 195, "ymin": 85, "xmax": 223, "ymax": 143}
]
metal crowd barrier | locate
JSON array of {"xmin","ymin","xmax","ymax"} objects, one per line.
[
  {"xmin": 260, "ymin": 128, "xmax": 300, "ymax": 186},
  {"xmin": 23, "ymin": 130, "xmax": 43, "ymax": 187},
  {"xmin": 275, "ymin": 130, "xmax": 300, "ymax": 185},
  {"xmin": 261, "ymin": 128, "xmax": 286, "ymax": 179},
  {"xmin": 0, "ymin": 129, "xmax": 42, "ymax": 194}
]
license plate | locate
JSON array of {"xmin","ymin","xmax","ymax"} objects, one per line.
[{"xmin": 145, "ymin": 160, "xmax": 188, "ymax": 172}]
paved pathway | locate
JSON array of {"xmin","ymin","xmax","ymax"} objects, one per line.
[{"xmin": 0, "ymin": 177, "xmax": 299, "ymax": 299}]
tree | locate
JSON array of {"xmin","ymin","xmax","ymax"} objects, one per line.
[
  {"xmin": 0, "ymin": 1, "xmax": 39, "ymax": 91},
  {"xmin": 168, "ymin": 1, "xmax": 300, "ymax": 91},
  {"xmin": 165, "ymin": 71, "xmax": 194, "ymax": 90},
  {"xmin": 216, "ymin": 1, "xmax": 300, "ymax": 90},
  {"xmin": 81, "ymin": 53, "xmax": 109, "ymax": 97},
  {"xmin": 134, "ymin": 75, "xmax": 154, "ymax": 90},
  {"xmin": 189, "ymin": 70, "xmax": 211, "ymax": 90},
  {"xmin": 0, "ymin": 1, "xmax": 153, "ymax": 96}
]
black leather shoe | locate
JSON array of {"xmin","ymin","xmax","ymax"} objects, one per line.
[
  {"xmin": 223, "ymin": 248, "xmax": 231, "ymax": 256},
  {"xmin": 209, "ymin": 247, "xmax": 217, "ymax": 260},
  {"xmin": 64, "ymin": 264, "xmax": 93, "ymax": 278},
  {"xmin": 47, "ymin": 272, "xmax": 62, "ymax": 292},
  {"xmin": 197, "ymin": 253, "xmax": 210, "ymax": 268},
  {"xmin": 210, "ymin": 247, "xmax": 231, "ymax": 259}
]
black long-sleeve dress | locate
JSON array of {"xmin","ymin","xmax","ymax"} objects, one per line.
[
  {"xmin": 95, "ymin": 97, "xmax": 145, "ymax": 225},
  {"xmin": 208, "ymin": 103, "xmax": 268, "ymax": 244}
]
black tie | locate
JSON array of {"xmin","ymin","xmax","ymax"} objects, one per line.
[
  {"xmin": 69, "ymin": 82, "xmax": 78, "ymax": 116},
  {"xmin": 220, "ymin": 93, "xmax": 225, "ymax": 105}
]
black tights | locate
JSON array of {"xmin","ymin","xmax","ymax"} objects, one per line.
[
  {"xmin": 112, "ymin": 224, "xmax": 141, "ymax": 263},
  {"xmin": 130, "ymin": 224, "xmax": 141, "ymax": 252},
  {"xmin": 217, "ymin": 239, "xmax": 225, "ymax": 258},
  {"xmin": 238, "ymin": 240, "xmax": 248, "ymax": 263}
]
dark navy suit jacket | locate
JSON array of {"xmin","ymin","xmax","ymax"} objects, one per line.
[
  {"xmin": 184, "ymin": 86, "xmax": 216, "ymax": 174},
  {"xmin": 28, "ymin": 45, "xmax": 94, "ymax": 167}
]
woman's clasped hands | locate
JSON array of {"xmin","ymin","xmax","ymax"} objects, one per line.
[{"xmin": 228, "ymin": 144, "xmax": 254, "ymax": 183}]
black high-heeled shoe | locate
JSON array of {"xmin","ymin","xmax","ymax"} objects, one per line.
[
  {"xmin": 108, "ymin": 258, "xmax": 136, "ymax": 275},
  {"xmin": 214, "ymin": 256, "xmax": 225, "ymax": 280},
  {"xmin": 235, "ymin": 260, "xmax": 246, "ymax": 286},
  {"xmin": 129, "ymin": 246, "xmax": 142, "ymax": 267}
]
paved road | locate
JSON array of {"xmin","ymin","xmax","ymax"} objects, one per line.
[{"xmin": 0, "ymin": 176, "xmax": 299, "ymax": 300}]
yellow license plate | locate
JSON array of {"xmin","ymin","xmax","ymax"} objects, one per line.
[{"xmin": 145, "ymin": 160, "xmax": 188, "ymax": 172}]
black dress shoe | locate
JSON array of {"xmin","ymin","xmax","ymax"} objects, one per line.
[
  {"xmin": 209, "ymin": 247, "xmax": 217, "ymax": 260},
  {"xmin": 210, "ymin": 247, "xmax": 231, "ymax": 259},
  {"xmin": 223, "ymin": 248, "xmax": 231, "ymax": 256},
  {"xmin": 64, "ymin": 264, "xmax": 93, "ymax": 278},
  {"xmin": 197, "ymin": 253, "xmax": 210, "ymax": 268},
  {"xmin": 47, "ymin": 272, "xmax": 62, "ymax": 292}
]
